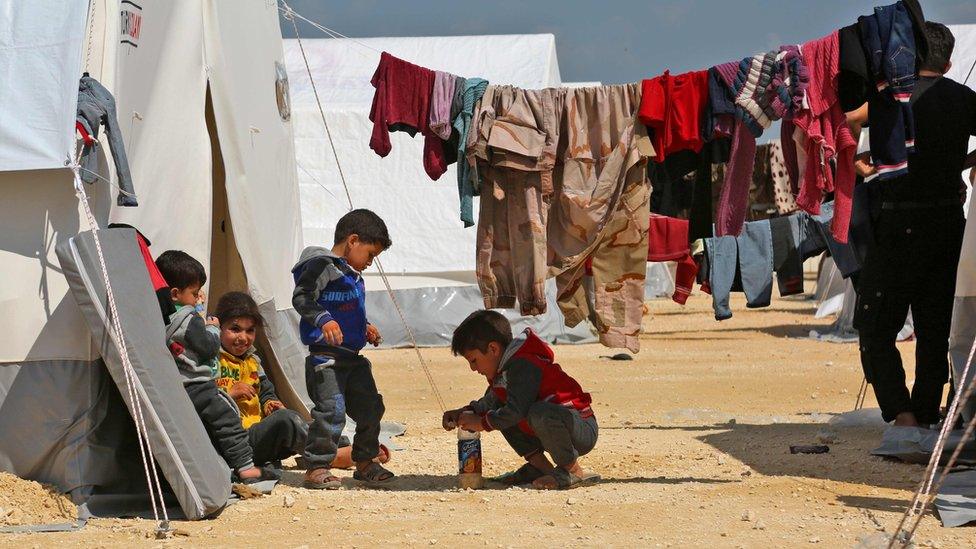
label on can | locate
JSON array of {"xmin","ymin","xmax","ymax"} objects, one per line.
[{"xmin": 458, "ymin": 438, "xmax": 482, "ymax": 474}]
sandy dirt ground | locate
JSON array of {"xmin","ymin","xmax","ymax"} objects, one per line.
[{"xmin": 2, "ymin": 292, "xmax": 973, "ymax": 548}]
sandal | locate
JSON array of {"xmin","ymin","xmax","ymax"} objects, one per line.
[
  {"xmin": 236, "ymin": 466, "xmax": 280, "ymax": 485},
  {"xmin": 303, "ymin": 468, "xmax": 342, "ymax": 490},
  {"xmin": 492, "ymin": 463, "xmax": 544, "ymax": 486},
  {"xmin": 533, "ymin": 467, "xmax": 600, "ymax": 490},
  {"xmin": 353, "ymin": 462, "xmax": 395, "ymax": 487}
]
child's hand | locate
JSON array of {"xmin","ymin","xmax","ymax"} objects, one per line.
[
  {"xmin": 366, "ymin": 324, "xmax": 382, "ymax": 347},
  {"xmin": 458, "ymin": 411, "xmax": 483, "ymax": 432},
  {"xmin": 854, "ymin": 152, "xmax": 876, "ymax": 177},
  {"xmin": 228, "ymin": 381, "xmax": 257, "ymax": 401},
  {"xmin": 263, "ymin": 400, "xmax": 285, "ymax": 416},
  {"xmin": 442, "ymin": 409, "xmax": 463, "ymax": 430},
  {"xmin": 320, "ymin": 320, "xmax": 344, "ymax": 346},
  {"xmin": 205, "ymin": 315, "xmax": 220, "ymax": 327}
]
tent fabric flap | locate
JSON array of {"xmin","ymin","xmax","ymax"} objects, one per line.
[
  {"xmin": 56, "ymin": 228, "xmax": 230, "ymax": 520},
  {"xmin": 0, "ymin": 0, "xmax": 88, "ymax": 171}
]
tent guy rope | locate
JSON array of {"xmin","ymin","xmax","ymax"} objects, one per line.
[
  {"xmin": 281, "ymin": 0, "xmax": 447, "ymax": 413},
  {"xmin": 69, "ymin": 160, "xmax": 171, "ymax": 533},
  {"xmin": 65, "ymin": 0, "xmax": 169, "ymax": 534},
  {"xmin": 886, "ymin": 333, "xmax": 976, "ymax": 548}
]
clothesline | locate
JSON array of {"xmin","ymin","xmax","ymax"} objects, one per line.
[{"xmin": 279, "ymin": 3, "xmax": 383, "ymax": 60}]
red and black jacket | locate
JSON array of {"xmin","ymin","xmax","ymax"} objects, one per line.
[{"xmin": 466, "ymin": 328, "xmax": 593, "ymax": 436}]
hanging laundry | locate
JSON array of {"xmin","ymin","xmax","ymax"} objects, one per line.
[
  {"xmin": 639, "ymin": 70, "xmax": 709, "ymax": 162},
  {"xmin": 858, "ymin": 1, "xmax": 926, "ymax": 180},
  {"xmin": 454, "ymin": 78, "xmax": 489, "ymax": 228},
  {"xmin": 705, "ymin": 67, "xmax": 736, "ymax": 141},
  {"xmin": 77, "ymin": 75, "xmax": 137, "ymax": 207},
  {"xmin": 738, "ymin": 220, "xmax": 774, "ymax": 308},
  {"xmin": 711, "ymin": 47, "xmax": 808, "ymax": 237},
  {"xmin": 429, "ymin": 71, "xmax": 457, "ymax": 140},
  {"xmin": 747, "ymin": 143, "xmax": 777, "ymax": 221},
  {"xmin": 803, "ymin": 202, "xmax": 861, "ymax": 278},
  {"xmin": 783, "ymin": 31, "xmax": 857, "ymax": 243},
  {"xmin": 648, "ymin": 149, "xmax": 698, "ymax": 217},
  {"xmin": 706, "ymin": 235, "xmax": 737, "ymax": 320},
  {"xmin": 647, "ymin": 215, "xmax": 698, "ymax": 305},
  {"xmin": 369, "ymin": 52, "xmax": 448, "ymax": 180},
  {"xmin": 706, "ymin": 220, "xmax": 774, "ymax": 321},
  {"xmin": 648, "ymin": 143, "xmax": 730, "ymax": 242},
  {"xmin": 769, "ymin": 215, "xmax": 804, "ymax": 296},
  {"xmin": 470, "ymin": 83, "xmax": 653, "ymax": 352},
  {"xmin": 770, "ymin": 140, "xmax": 796, "ymax": 215}
]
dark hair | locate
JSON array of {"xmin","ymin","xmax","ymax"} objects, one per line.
[
  {"xmin": 451, "ymin": 310, "xmax": 512, "ymax": 355},
  {"xmin": 156, "ymin": 250, "xmax": 206, "ymax": 290},
  {"xmin": 215, "ymin": 291, "xmax": 265, "ymax": 328},
  {"xmin": 334, "ymin": 209, "xmax": 392, "ymax": 249},
  {"xmin": 922, "ymin": 22, "xmax": 954, "ymax": 73}
]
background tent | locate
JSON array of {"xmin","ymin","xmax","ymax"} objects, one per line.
[
  {"xmin": 948, "ymin": 24, "xmax": 976, "ymax": 423},
  {"xmin": 0, "ymin": 0, "xmax": 309, "ymax": 521},
  {"xmin": 284, "ymin": 35, "xmax": 672, "ymax": 349}
]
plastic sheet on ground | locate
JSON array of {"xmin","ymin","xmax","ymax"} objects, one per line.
[
  {"xmin": 872, "ymin": 425, "xmax": 976, "ymax": 527},
  {"xmin": 344, "ymin": 420, "xmax": 407, "ymax": 451},
  {"xmin": 934, "ymin": 467, "xmax": 976, "ymax": 527}
]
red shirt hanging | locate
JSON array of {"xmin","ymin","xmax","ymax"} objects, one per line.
[{"xmin": 639, "ymin": 70, "xmax": 710, "ymax": 162}]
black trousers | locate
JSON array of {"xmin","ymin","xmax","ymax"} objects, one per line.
[
  {"xmin": 185, "ymin": 380, "xmax": 254, "ymax": 471},
  {"xmin": 248, "ymin": 409, "xmax": 308, "ymax": 466},
  {"xmin": 855, "ymin": 206, "xmax": 964, "ymax": 424},
  {"xmin": 304, "ymin": 354, "xmax": 384, "ymax": 468}
]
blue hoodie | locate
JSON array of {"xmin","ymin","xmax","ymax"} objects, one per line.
[{"xmin": 291, "ymin": 246, "xmax": 367, "ymax": 353}]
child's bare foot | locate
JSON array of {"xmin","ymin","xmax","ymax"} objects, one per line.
[
  {"xmin": 238, "ymin": 466, "xmax": 262, "ymax": 480},
  {"xmin": 303, "ymin": 468, "xmax": 341, "ymax": 490},
  {"xmin": 236, "ymin": 466, "xmax": 279, "ymax": 485},
  {"xmin": 331, "ymin": 446, "xmax": 355, "ymax": 469},
  {"xmin": 893, "ymin": 412, "xmax": 920, "ymax": 427},
  {"xmin": 331, "ymin": 444, "xmax": 391, "ymax": 470}
]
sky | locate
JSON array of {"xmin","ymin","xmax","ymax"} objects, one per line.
[{"xmin": 280, "ymin": 0, "xmax": 976, "ymax": 84}]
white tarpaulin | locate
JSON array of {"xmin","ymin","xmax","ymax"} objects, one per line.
[
  {"xmin": 946, "ymin": 24, "xmax": 976, "ymax": 424},
  {"xmin": 284, "ymin": 35, "xmax": 561, "ymax": 275},
  {"xmin": 0, "ymin": 0, "xmax": 88, "ymax": 171},
  {"xmin": 1, "ymin": 0, "xmax": 309, "ymax": 521}
]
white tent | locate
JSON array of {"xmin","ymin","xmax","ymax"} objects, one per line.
[
  {"xmin": 947, "ymin": 24, "xmax": 976, "ymax": 423},
  {"xmin": 284, "ymin": 35, "xmax": 672, "ymax": 347},
  {"xmin": 0, "ymin": 0, "xmax": 308, "ymax": 521}
]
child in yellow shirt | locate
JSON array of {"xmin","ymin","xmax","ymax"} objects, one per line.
[{"xmin": 215, "ymin": 292, "xmax": 307, "ymax": 466}]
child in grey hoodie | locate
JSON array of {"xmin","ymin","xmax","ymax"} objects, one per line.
[{"xmin": 156, "ymin": 250, "xmax": 274, "ymax": 484}]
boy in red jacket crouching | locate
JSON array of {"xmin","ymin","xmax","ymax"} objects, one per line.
[{"xmin": 442, "ymin": 310, "xmax": 600, "ymax": 490}]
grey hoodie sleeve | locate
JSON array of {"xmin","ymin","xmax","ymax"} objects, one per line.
[
  {"xmin": 466, "ymin": 388, "xmax": 499, "ymax": 415},
  {"xmin": 184, "ymin": 316, "xmax": 221, "ymax": 362},
  {"xmin": 292, "ymin": 257, "xmax": 341, "ymax": 328},
  {"xmin": 483, "ymin": 360, "xmax": 542, "ymax": 432}
]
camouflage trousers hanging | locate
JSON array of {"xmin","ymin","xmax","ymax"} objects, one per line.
[{"xmin": 469, "ymin": 83, "xmax": 653, "ymax": 352}]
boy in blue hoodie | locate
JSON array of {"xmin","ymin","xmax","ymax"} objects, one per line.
[{"xmin": 292, "ymin": 209, "xmax": 394, "ymax": 489}]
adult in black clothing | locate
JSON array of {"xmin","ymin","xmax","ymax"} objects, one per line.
[{"xmin": 852, "ymin": 22, "xmax": 976, "ymax": 427}]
